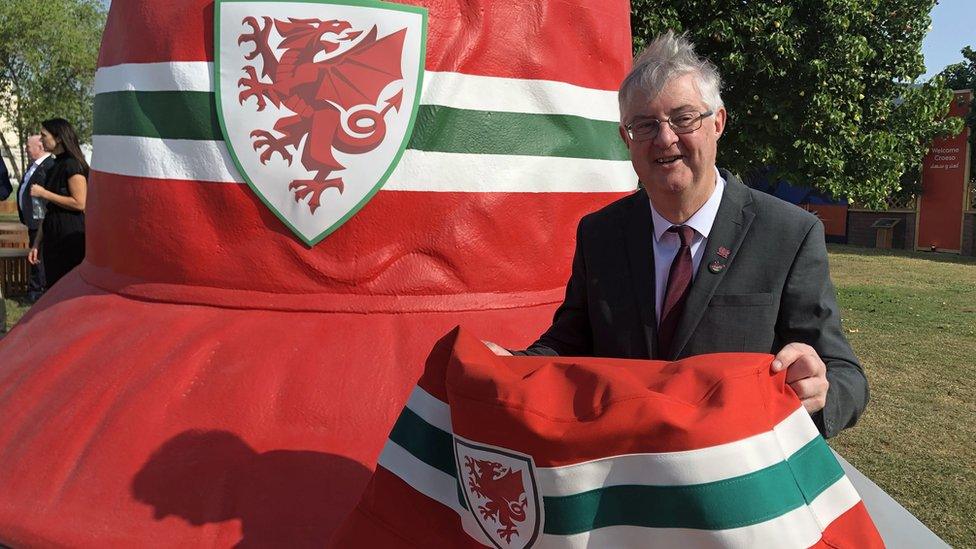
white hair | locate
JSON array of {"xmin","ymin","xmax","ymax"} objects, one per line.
[{"xmin": 619, "ymin": 31, "xmax": 724, "ymax": 122}]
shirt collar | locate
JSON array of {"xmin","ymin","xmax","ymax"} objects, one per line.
[
  {"xmin": 31, "ymin": 153, "xmax": 51, "ymax": 166},
  {"xmin": 649, "ymin": 167, "xmax": 726, "ymax": 242}
]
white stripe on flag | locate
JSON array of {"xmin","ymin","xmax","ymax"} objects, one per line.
[
  {"xmin": 92, "ymin": 135, "xmax": 243, "ymax": 183},
  {"xmin": 94, "ymin": 62, "xmax": 621, "ymax": 120},
  {"xmin": 774, "ymin": 405, "xmax": 824, "ymax": 456},
  {"xmin": 809, "ymin": 476, "xmax": 862, "ymax": 531},
  {"xmin": 405, "ymin": 386, "xmax": 452, "ymax": 434},
  {"xmin": 376, "ymin": 439, "xmax": 460, "ymax": 512},
  {"xmin": 95, "ymin": 62, "xmax": 214, "ymax": 94},
  {"xmin": 91, "ymin": 135, "xmax": 639, "ymax": 193},
  {"xmin": 388, "ymin": 150, "xmax": 637, "ymax": 193},
  {"xmin": 421, "ymin": 71, "xmax": 620, "ymax": 121},
  {"xmin": 539, "ymin": 407, "xmax": 818, "ymax": 494}
]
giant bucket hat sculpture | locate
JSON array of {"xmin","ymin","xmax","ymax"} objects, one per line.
[
  {"xmin": 0, "ymin": 0, "xmax": 634, "ymax": 546},
  {"xmin": 334, "ymin": 328, "xmax": 885, "ymax": 548}
]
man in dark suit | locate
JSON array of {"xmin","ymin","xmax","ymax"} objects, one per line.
[
  {"xmin": 0, "ymin": 157, "xmax": 12, "ymax": 201},
  {"xmin": 489, "ymin": 32, "xmax": 867, "ymax": 439},
  {"xmin": 0, "ymin": 160, "xmax": 9, "ymax": 330},
  {"xmin": 17, "ymin": 135, "xmax": 52, "ymax": 301}
]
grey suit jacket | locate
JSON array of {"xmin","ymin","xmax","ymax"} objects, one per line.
[{"xmin": 523, "ymin": 169, "xmax": 868, "ymax": 438}]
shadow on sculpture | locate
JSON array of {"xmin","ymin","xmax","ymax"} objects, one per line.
[{"xmin": 131, "ymin": 429, "xmax": 371, "ymax": 547}]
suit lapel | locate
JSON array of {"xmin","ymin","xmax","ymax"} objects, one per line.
[
  {"xmin": 668, "ymin": 172, "xmax": 756, "ymax": 359},
  {"xmin": 624, "ymin": 192, "xmax": 657, "ymax": 358}
]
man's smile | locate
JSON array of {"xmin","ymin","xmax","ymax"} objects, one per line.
[{"xmin": 655, "ymin": 154, "xmax": 684, "ymax": 165}]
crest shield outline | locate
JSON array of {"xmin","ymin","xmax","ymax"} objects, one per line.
[
  {"xmin": 454, "ymin": 436, "xmax": 544, "ymax": 549},
  {"xmin": 214, "ymin": 0, "xmax": 427, "ymax": 245}
]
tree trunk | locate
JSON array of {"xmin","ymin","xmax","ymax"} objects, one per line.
[
  {"xmin": 18, "ymin": 129, "xmax": 26, "ymax": 177},
  {"xmin": 0, "ymin": 130, "xmax": 21, "ymax": 182}
]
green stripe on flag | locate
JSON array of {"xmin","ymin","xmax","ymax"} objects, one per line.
[
  {"xmin": 542, "ymin": 436, "xmax": 841, "ymax": 534},
  {"xmin": 409, "ymin": 105, "xmax": 628, "ymax": 160},
  {"xmin": 387, "ymin": 406, "xmax": 469, "ymax": 511},
  {"xmin": 788, "ymin": 436, "xmax": 845, "ymax": 502},
  {"xmin": 388, "ymin": 408, "xmax": 457, "ymax": 478},
  {"xmin": 93, "ymin": 91, "xmax": 628, "ymax": 160},
  {"xmin": 543, "ymin": 461, "xmax": 805, "ymax": 534},
  {"xmin": 94, "ymin": 91, "xmax": 222, "ymax": 141},
  {"xmin": 456, "ymin": 475, "xmax": 468, "ymax": 511},
  {"xmin": 383, "ymin": 406, "xmax": 844, "ymax": 534}
]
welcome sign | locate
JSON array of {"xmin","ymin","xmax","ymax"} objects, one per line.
[{"xmin": 916, "ymin": 89, "xmax": 973, "ymax": 252}]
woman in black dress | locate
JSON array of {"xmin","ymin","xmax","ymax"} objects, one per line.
[{"xmin": 27, "ymin": 118, "xmax": 89, "ymax": 288}]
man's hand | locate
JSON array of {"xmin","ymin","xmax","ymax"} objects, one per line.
[
  {"xmin": 483, "ymin": 341, "xmax": 512, "ymax": 356},
  {"xmin": 772, "ymin": 342, "xmax": 829, "ymax": 414}
]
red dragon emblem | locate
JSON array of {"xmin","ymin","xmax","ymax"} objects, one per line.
[
  {"xmin": 464, "ymin": 456, "xmax": 529, "ymax": 544},
  {"xmin": 236, "ymin": 16, "xmax": 406, "ymax": 213}
]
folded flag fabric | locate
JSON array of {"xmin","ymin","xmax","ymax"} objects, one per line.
[{"xmin": 331, "ymin": 327, "xmax": 883, "ymax": 548}]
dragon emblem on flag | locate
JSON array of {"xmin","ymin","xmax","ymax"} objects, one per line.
[
  {"xmin": 237, "ymin": 16, "xmax": 405, "ymax": 213},
  {"xmin": 215, "ymin": 0, "xmax": 427, "ymax": 245},
  {"xmin": 455, "ymin": 438, "xmax": 543, "ymax": 549},
  {"xmin": 465, "ymin": 457, "xmax": 529, "ymax": 543}
]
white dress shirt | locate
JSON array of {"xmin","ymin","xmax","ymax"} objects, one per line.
[
  {"xmin": 18, "ymin": 154, "xmax": 51, "ymax": 209},
  {"xmin": 649, "ymin": 168, "xmax": 726, "ymax": 324}
]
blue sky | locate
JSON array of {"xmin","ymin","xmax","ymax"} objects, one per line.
[{"xmin": 921, "ymin": 0, "xmax": 975, "ymax": 80}]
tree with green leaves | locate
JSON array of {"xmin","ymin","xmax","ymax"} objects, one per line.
[
  {"xmin": 937, "ymin": 46, "xmax": 975, "ymax": 186},
  {"xmin": 0, "ymin": 0, "xmax": 106, "ymax": 181},
  {"xmin": 631, "ymin": 0, "xmax": 963, "ymax": 208}
]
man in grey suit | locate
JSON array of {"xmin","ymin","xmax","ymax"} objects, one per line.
[
  {"xmin": 18, "ymin": 135, "xmax": 52, "ymax": 301},
  {"xmin": 489, "ymin": 32, "xmax": 867, "ymax": 439}
]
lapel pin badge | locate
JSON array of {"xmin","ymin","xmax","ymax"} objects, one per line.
[
  {"xmin": 708, "ymin": 260, "xmax": 725, "ymax": 274},
  {"xmin": 717, "ymin": 246, "xmax": 731, "ymax": 259}
]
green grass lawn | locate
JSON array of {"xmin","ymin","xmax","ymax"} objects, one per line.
[
  {"xmin": 1, "ymin": 297, "xmax": 31, "ymax": 334},
  {"xmin": 826, "ymin": 245, "xmax": 976, "ymax": 548},
  {"xmin": 1, "ymin": 244, "xmax": 974, "ymax": 544}
]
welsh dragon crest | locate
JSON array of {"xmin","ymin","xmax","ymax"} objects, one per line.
[
  {"xmin": 465, "ymin": 456, "xmax": 529, "ymax": 544},
  {"xmin": 237, "ymin": 16, "xmax": 406, "ymax": 213},
  {"xmin": 455, "ymin": 438, "xmax": 542, "ymax": 549},
  {"xmin": 215, "ymin": 0, "xmax": 426, "ymax": 244}
]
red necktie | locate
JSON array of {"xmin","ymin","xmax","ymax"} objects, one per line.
[{"xmin": 658, "ymin": 225, "xmax": 695, "ymax": 359}]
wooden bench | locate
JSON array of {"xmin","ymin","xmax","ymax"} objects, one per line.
[
  {"xmin": 0, "ymin": 234, "xmax": 28, "ymax": 249},
  {"xmin": 0, "ymin": 248, "xmax": 30, "ymax": 298},
  {"xmin": 0, "ymin": 221, "xmax": 26, "ymax": 234}
]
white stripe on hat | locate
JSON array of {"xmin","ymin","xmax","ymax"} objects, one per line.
[
  {"xmin": 91, "ymin": 135, "xmax": 638, "ymax": 193},
  {"xmin": 95, "ymin": 62, "xmax": 622, "ymax": 121}
]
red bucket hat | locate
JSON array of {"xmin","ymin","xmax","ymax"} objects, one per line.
[{"xmin": 0, "ymin": 0, "xmax": 633, "ymax": 545}]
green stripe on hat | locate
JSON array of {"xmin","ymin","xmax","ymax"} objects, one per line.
[{"xmin": 94, "ymin": 91, "xmax": 628, "ymax": 160}]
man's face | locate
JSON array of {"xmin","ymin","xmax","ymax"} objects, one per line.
[
  {"xmin": 619, "ymin": 73, "xmax": 726, "ymax": 199},
  {"xmin": 26, "ymin": 135, "xmax": 44, "ymax": 161}
]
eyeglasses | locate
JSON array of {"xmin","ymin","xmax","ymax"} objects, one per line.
[{"xmin": 624, "ymin": 111, "xmax": 714, "ymax": 141}]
